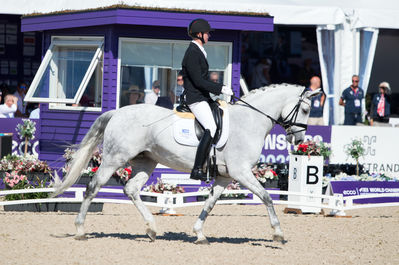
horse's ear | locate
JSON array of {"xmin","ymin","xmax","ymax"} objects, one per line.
[{"xmin": 304, "ymin": 88, "xmax": 322, "ymax": 98}]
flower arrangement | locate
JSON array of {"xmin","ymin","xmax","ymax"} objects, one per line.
[
  {"xmin": 0, "ymin": 154, "xmax": 50, "ymax": 174},
  {"xmin": 62, "ymin": 148, "xmax": 132, "ymax": 182},
  {"xmin": 16, "ymin": 119, "xmax": 36, "ymax": 156},
  {"xmin": 252, "ymin": 163, "xmax": 278, "ymax": 183},
  {"xmin": 224, "ymin": 180, "xmax": 246, "ymax": 199},
  {"xmin": 115, "ymin": 167, "xmax": 133, "ymax": 182},
  {"xmin": 345, "ymin": 139, "xmax": 365, "ymax": 176},
  {"xmin": 2, "ymin": 171, "xmax": 50, "ymax": 201},
  {"xmin": 142, "ymin": 178, "xmax": 185, "ymax": 194},
  {"xmin": 322, "ymin": 172, "xmax": 399, "ymax": 187},
  {"xmin": 291, "ymin": 140, "xmax": 332, "ymax": 160},
  {"xmin": 198, "ymin": 181, "xmax": 246, "ymax": 199}
]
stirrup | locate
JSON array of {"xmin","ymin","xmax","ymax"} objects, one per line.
[{"xmin": 190, "ymin": 168, "xmax": 208, "ymax": 181}]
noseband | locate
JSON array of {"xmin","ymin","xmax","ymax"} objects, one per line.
[{"xmin": 231, "ymin": 94, "xmax": 308, "ymax": 135}]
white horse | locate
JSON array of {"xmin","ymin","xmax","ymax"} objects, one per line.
[{"xmin": 53, "ymin": 84, "xmax": 320, "ymax": 244}]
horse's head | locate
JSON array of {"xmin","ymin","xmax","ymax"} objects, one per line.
[{"xmin": 281, "ymin": 88, "xmax": 322, "ymax": 145}]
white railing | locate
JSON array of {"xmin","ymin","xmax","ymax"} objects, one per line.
[{"xmin": 1, "ymin": 188, "xmax": 398, "ymax": 216}]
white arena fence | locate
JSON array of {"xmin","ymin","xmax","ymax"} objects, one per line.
[{"xmin": 0, "ymin": 187, "xmax": 399, "ymax": 216}]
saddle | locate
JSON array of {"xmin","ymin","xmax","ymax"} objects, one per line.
[
  {"xmin": 175, "ymin": 100, "xmax": 224, "ymax": 145},
  {"xmin": 173, "ymin": 100, "xmax": 229, "ymax": 182}
]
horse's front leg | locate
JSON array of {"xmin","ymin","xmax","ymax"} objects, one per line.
[
  {"xmin": 233, "ymin": 169, "xmax": 284, "ymax": 243},
  {"xmin": 193, "ymin": 176, "xmax": 231, "ymax": 244}
]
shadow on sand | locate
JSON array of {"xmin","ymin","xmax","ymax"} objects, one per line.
[{"xmin": 78, "ymin": 231, "xmax": 284, "ymax": 248}]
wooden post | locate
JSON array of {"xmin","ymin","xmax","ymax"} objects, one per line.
[{"xmin": 24, "ymin": 137, "xmax": 28, "ymax": 156}]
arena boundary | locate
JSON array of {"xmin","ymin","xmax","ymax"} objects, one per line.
[{"xmin": 0, "ymin": 188, "xmax": 398, "ymax": 216}]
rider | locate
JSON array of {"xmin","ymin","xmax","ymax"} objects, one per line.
[{"xmin": 181, "ymin": 18, "xmax": 233, "ymax": 181}]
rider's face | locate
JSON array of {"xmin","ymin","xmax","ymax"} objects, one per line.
[
  {"xmin": 197, "ymin": 32, "xmax": 210, "ymax": 44},
  {"xmin": 203, "ymin": 32, "xmax": 210, "ymax": 43}
]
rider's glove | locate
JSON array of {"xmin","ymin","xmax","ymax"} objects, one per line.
[{"xmin": 221, "ymin": 86, "xmax": 233, "ymax": 96}]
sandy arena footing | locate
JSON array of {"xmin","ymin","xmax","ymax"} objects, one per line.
[{"xmin": 0, "ymin": 204, "xmax": 398, "ymax": 265}]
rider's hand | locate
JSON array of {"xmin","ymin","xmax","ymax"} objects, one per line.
[{"xmin": 221, "ymin": 86, "xmax": 233, "ymax": 96}]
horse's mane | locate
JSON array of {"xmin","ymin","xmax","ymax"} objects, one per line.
[{"xmin": 240, "ymin": 83, "xmax": 305, "ymax": 101}]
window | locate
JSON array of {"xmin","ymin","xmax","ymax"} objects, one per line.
[
  {"xmin": 117, "ymin": 38, "xmax": 232, "ymax": 108},
  {"xmin": 25, "ymin": 36, "xmax": 103, "ymax": 110}
]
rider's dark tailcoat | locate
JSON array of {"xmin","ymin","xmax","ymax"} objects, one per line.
[{"xmin": 181, "ymin": 42, "xmax": 223, "ymax": 105}]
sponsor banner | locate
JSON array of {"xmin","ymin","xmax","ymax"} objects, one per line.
[
  {"xmin": 261, "ymin": 125, "xmax": 332, "ymax": 164},
  {"xmin": 330, "ymin": 181, "xmax": 399, "ymax": 203},
  {"xmin": 330, "ymin": 126, "xmax": 399, "ymax": 174},
  {"xmin": 0, "ymin": 118, "xmax": 40, "ymax": 157}
]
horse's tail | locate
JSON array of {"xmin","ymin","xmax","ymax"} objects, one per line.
[{"xmin": 51, "ymin": 110, "xmax": 116, "ymax": 197}]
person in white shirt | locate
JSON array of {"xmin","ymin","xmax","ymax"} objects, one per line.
[
  {"xmin": 0, "ymin": 94, "xmax": 18, "ymax": 118},
  {"xmin": 13, "ymin": 82, "xmax": 27, "ymax": 117},
  {"xmin": 144, "ymin": 80, "xmax": 161, "ymax": 105},
  {"xmin": 29, "ymin": 104, "xmax": 40, "ymax": 119}
]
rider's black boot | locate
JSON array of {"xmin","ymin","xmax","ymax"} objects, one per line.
[{"xmin": 190, "ymin": 129, "xmax": 213, "ymax": 181}]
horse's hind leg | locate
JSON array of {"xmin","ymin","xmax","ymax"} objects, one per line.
[
  {"xmin": 233, "ymin": 169, "xmax": 284, "ymax": 243},
  {"xmin": 123, "ymin": 156, "xmax": 157, "ymax": 241},
  {"xmin": 193, "ymin": 176, "xmax": 231, "ymax": 244},
  {"xmin": 74, "ymin": 160, "xmax": 122, "ymax": 240}
]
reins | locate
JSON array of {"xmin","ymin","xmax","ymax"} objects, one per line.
[{"xmin": 231, "ymin": 94, "xmax": 308, "ymax": 135}]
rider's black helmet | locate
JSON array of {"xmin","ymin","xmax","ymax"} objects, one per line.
[{"xmin": 188, "ymin": 18, "xmax": 213, "ymax": 39}]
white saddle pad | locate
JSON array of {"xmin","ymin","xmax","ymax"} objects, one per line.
[{"xmin": 173, "ymin": 106, "xmax": 229, "ymax": 148}]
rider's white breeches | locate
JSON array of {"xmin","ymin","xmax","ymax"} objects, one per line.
[{"xmin": 189, "ymin": 101, "xmax": 217, "ymax": 137}]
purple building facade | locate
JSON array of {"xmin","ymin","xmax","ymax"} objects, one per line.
[{"xmin": 21, "ymin": 8, "xmax": 273, "ymax": 171}]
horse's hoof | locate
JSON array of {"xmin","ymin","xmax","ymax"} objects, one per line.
[
  {"xmin": 194, "ymin": 238, "xmax": 210, "ymax": 245},
  {"xmin": 273, "ymin": 233, "xmax": 285, "ymax": 244},
  {"xmin": 146, "ymin": 228, "xmax": 156, "ymax": 242},
  {"xmin": 74, "ymin": 234, "xmax": 88, "ymax": 241}
]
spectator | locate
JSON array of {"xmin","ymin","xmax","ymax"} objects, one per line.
[
  {"xmin": 250, "ymin": 57, "xmax": 272, "ymax": 89},
  {"xmin": 29, "ymin": 103, "xmax": 40, "ymax": 119},
  {"xmin": 209, "ymin": 72, "xmax": 226, "ymax": 101},
  {"xmin": 0, "ymin": 83, "xmax": 10, "ymax": 104},
  {"xmin": 305, "ymin": 76, "xmax": 325, "ymax": 125},
  {"xmin": 210, "ymin": 72, "xmax": 220, "ymax": 83},
  {"xmin": 0, "ymin": 94, "xmax": 18, "ymax": 118},
  {"xmin": 0, "ymin": 90, "xmax": 2, "ymax": 104},
  {"xmin": 370, "ymin": 81, "xmax": 391, "ymax": 127},
  {"xmin": 13, "ymin": 82, "xmax": 27, "ymax": 117},
  {"xmin": 125, "ymin": 85, "xmax": 144, "ymax": 105},
  {"xmin": 176, "ymin": 72, "xmax": 184, "ymax": 97},
  {"xmin": 175, "ymin": 72, "xmax": 185, "ymax": 104},
  {"xmin": 144, "ymin": 80, "xmax": 161, "ymax": 105},
  {"xmin": 297, "ymin": 58, "xmax": 316, "ymax": 86},
  {"xmin": 339, "ymin": 75, "xmax": 364, "ymax": 125}
]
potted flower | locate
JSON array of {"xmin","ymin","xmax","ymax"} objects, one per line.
[
  {"xmin": 222, "ymin": 180, "xmax": 247, "ymax": 199},
  {"xmin": 16, "ymin": 119, "xmax": 36, "ymax": 156},
  {"xmin": 291, "ymin": 140, "xmax": 331, "ymax": 161},
  {"xmin": 0, "ymin": 154, "xmax": 51, "ymax": 182},
  {"xmin": 345, "ymin": 139, "xmax": 365, "ymax": 176},
  {"xmin": 252, "ymin": 163, "xmax": 278, "ymax": 188},
  {"xmin": 141, "ymin": 178, "xmax": 185, "ymax": 203},
  {"xmin": 197, "ymin": 180, "xmax": 247, "ymax": 201},
  {"xmin": 62, "ymin": 148, "xmax": 133, "ymax": 186},
  {"xmin": 2, "ymin": 171, "xmax": 53, "ymax": 212}
]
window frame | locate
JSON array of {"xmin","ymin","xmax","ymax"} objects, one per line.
[
  {"xmin": 24, "ymin": 36, "xmax": 104, "ymax": 106},
  {"xmin": 116, "ymin": 37, "xmax": 232, "ymax": 109}
]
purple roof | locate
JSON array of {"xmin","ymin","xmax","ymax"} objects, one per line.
[{"xmin": 21, "ymin": 8, "xmax": 273, "ymax": 32}]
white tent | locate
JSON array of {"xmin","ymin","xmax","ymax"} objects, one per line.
[{"xmin": 3, "ymin": 0, "xmax": 399, "ymax": 124}]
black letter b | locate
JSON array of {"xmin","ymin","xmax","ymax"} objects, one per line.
[{"xmin": 306, "ymin": 166, "xmax": 319, "ymax": 184}]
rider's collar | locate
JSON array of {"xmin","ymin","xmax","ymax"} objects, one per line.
[{"xmin": 191, "ymin": 40, "xmax": 207, "ymax": 58}]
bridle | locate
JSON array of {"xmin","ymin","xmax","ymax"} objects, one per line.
[{"xmin": 231, "ymin": 93, "xmax": 309, "ymax": 135}]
